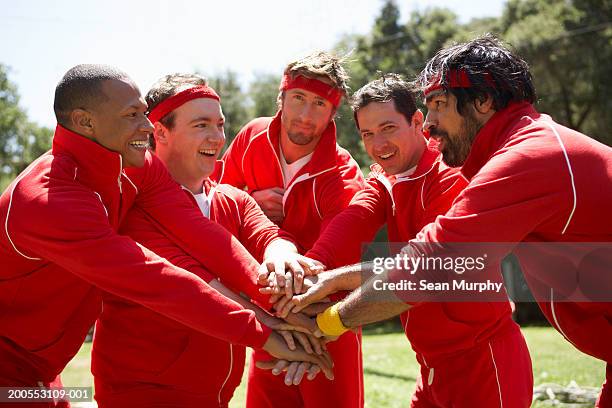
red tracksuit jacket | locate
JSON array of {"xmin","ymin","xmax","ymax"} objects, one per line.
[
  {"xmin": 306, "ymin": 142, "xmax": 519, "ymax": 366},
  {"xmin": 0, "ymin": 126, "xmax": 270, "ymax": 387},
  {"xmin": 223, "ymin": 112, "xmax": 366, "ymax": 408},
  {"xmin": 93, "ymin": 170, "xmax": 282, "ymax": 407},
  {"xmin": 221, "ymin": 111, "xmax": 364, "ymax": 251},
  {"xmin": 410, "ymin": 102, "xmax": 612, "ymax": 363}
]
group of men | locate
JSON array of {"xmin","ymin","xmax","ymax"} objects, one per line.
[{"xmin": 0, "ymin": 35, "xmax": 610, "ymax": 408}]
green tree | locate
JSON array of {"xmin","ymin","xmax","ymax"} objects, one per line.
[
  {"xmin": 500, "ymin": 0, "xmax": 612, "ymax": 144},
  {"xmin": 332, "ymin": 3, "xmax": 464, "ymax": 169},
  {"xmin": 0, "ymin": 64, "xmax": 52, "ymax": 191},
  {"xmin": 206, "ymin": 70, "xmax": 250, "ymax": 146},
  {"xmin": 249, "ymin": 73, "xmax": 281, "ymax": 118}
]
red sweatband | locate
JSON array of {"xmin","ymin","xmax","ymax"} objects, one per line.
[
  {"xmin": 280, "ymin": 74, "xmax": 344, "ymax": 107},
  {"xmin": 424, "ymin": 69, "xmax": 496, "ymax": 97},
  {"xmin": 147, "ymin": 86, "xmax": 220, "ymax": 124}
]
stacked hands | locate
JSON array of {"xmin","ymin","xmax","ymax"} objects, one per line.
[{"xmin": 255, "ymin": 252, "xmax": 343, "ymax": 386}]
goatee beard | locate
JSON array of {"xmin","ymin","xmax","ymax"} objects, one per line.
[{"xmin": 287, "ymin": 131, "xmax": 314, "ymax": 146}]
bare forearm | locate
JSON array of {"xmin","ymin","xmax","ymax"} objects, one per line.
[
  {"xmin": 210, "ymin": 279, "xmax": 262, "ymax": 315},
  {"xmin": 336, "ymin": 269, "xmax": 410, "ymax": 328},
  {"xmin": 323, "ymin": 261, "xmax": 376, "ymax": 291}
]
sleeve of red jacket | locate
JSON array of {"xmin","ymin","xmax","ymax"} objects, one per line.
[
  {"xmin": 220, "ymin": 125, "xmax": 249, "ymax": 189},
  {"xmin": 402, "ymin": 150, "xmax": 573, "ymax": 304},
  {"xmin": 9, "ymin": 182, "xmax": 271, "ymax": 348},
  {"xmin": 235, "ymin": 189, "xmax": 285, "ymax": 263},
  {"xmin": 306, "ymin": 178, "xmax": 387, "ymax": 268},
  {"xmin": 125, "ymin": 154, "xmax": 270, "ymax": 306},
  {"xmin": 316, "ymin": 157, "xmax": 365, "ymax": 235},
  {"xmin": 119, "ymin": 206, "xmax": 216, "ymax": 283}
]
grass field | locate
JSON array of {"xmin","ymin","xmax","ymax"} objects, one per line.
[{"xmin": 62, "ymin": 326, "xmax": 606, "ymax": 407}]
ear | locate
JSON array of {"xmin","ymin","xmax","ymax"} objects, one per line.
[
  {"xmin": 277, "ymin": 92, "xmax": 285, "ymax": 111},
  {"xmin": 473, "ymin": 94, "xmax": 495, "ymax": 115},
  {"xmin": 328, "ymin": 107, "xmax": 338, "ymax": 123},
  {"xmin": 411, "ymin": 109, "xmax": 424, "ymax": 129},
  {"xmin": 153, "ymin": 121, "xmax": 169, "ymax": 146},
  {"xmin": 70, "ymin": 109, "xmax": 94, "ymax": 136}
]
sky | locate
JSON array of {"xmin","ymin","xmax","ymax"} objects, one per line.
[{"xmin": 1, "ymin": 0, "xmax": 505, "ymax": 128}]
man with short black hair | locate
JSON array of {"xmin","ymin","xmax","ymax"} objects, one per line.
[
  {"xmin": 293, "ymin": 35, "xmax": 612, "ymax": 407},
  {"xmin": 0, "ymin": 65, "xmax": 330, "ymax": 406},
  {"xmin": 271, "ymin": 73, "xmax": 533, "ymax": 407}
]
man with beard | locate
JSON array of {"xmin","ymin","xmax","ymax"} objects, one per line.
[
  {"xmin": 221, "ymin": 51, "xmax": 365, "ymax": 408},
  {"xmin": 266, "ymin": 74, "xmax": 533, "ymax": 407},
  {"xmin": 284, "ymin": 35, "xmax": 612, "ymax": 407}
]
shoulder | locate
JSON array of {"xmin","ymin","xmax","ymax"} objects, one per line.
[
  {"xmin": 11, "ymin": 153, "xmax": 81, "ymax": 203},
  {"xmin": 236, "ymin": 117, "xmax": 273, "ymax": 142}
]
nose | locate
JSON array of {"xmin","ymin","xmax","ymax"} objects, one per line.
[
  {"xmin": 296, "ymin": 103, "xmax": 314, "ymax": 123},
  {"xmin": 205, "ymin": 126, "xmax": 226, "ymax": 148},
  {"xmin": 423, "ymin": 111, "xmax": 436, "ymax": 133},
  {"xmin": 141, "ymin": 116, "xmax": 154, "ymax": 133},
  {"xmin": 372, "ymin": 132, "xmax": 388, "ymax": 151}
]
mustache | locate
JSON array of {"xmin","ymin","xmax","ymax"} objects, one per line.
[
  {"xmin": 291, "ymin": 120, "xmax": 314, "ymax": 129},
  {"xmin": 429, "ymin": 128, "xmax": 449, "ymax": 138}
]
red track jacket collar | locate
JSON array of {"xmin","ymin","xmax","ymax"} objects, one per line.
[
  {"xmin": 266, "ymin": 110, "xmax": 339, "ymax": 184},
  {"xmin": 52, "ymin": 125, "xmax": 124, "ymax": 195},
  {"xmin": 204, "ymin": 160, "xmax": 225, "ymax": 193},
  {"xmin": 461, "ymin": 102, "xmax": 536, "ymax": 180}
]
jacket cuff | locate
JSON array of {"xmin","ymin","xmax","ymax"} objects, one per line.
[
  {"xmin": 304, "ymin": 249, "xmax": 331, "ymax": 269},
  {"xmin": 239, "ymin": 318, "xmax": 273, "ymax": 348}
]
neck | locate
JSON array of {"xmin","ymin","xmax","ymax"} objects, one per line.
[
  {"xmin": 178, "ymin": 175, "xmax": 205, "ymax": 195},
  {"xmin": 156, "ymin": 148, "xmax": 206, "ymax": 194},
  {"xmin": 279, "ymin": 127, "xmax": 317, "ymax": 164},
  {"xmin": 396, "ymin": 134, "xmax": 427, "ymax": 175}
]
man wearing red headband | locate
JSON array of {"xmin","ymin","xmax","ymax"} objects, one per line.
[
  {"xmin": 222, "ymin": 52, "xmax": 365, "ymax": 407},
  {"xmin": 91, "ymin": 73, "xmax": 330, "ymax": 407},
  {"xmin": 292, "ymin": 36, "xmax": 612, "ymax": 407},
  {"xmin": 268, "ymin": 74, "xmax": 533, "ymax": 407},
  {"xmin": 0, "ymin": 65, "xmax": 330, "ymax": 408}
]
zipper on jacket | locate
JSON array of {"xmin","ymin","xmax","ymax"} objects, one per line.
[
  {"xmin": 375, "ymin": 173, "xmax": 397, "ymax": 216},
  {"xmin": 117, "ymin": 155, "xmax": 123, "ymax": 194}
]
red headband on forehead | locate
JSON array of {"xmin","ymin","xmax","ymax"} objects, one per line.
[
  {"xmin": 147, "ymin": 85, "xmax": 220, "ymax": 124},
  {"xmin": 280, "ymin": 74, "xmax": 344, "ymax": 107},
  {"xmin": 423, "ymin": 69, "xmax": 496, "ymax": 97}
]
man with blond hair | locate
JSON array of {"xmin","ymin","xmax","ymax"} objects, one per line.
[{"xmin": 222, "ymin": 51, "xmax": 365, "ymax": 408}]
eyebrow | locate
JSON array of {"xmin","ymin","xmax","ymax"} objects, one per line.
[
  {"xmin": 424, "ymin": 89, "xmax": 446, "ymax": 104},
  {"xmin": 127, "ymin": 103, "xmax": 147, "ymax": 110},
  {"xmin": 188, "ymin": 116, "xmax": 224, "ymax": 125},
  {"xmin": 360, "ymin": 120, "xmax": 396, "ymax": 133}
]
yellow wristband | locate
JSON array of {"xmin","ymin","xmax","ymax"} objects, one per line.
[{"xmin": 316, "ymin": 303, "xmax": 349, "ymax": 336}]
